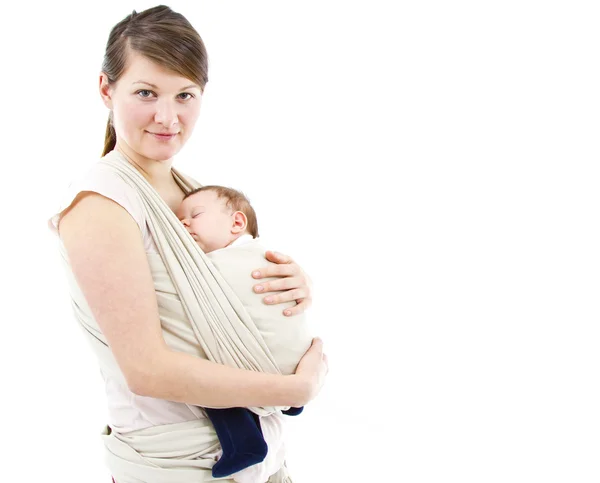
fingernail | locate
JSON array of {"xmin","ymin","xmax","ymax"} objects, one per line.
[
  {"xmin": 255, "ymin": 285, "xmax": 264, "ymax": 292},
  {"xmin": 253, "ymin": 271, "xmax": 261, "ymax": 278},
  {"xmin": 284, "ymin": 310, "xmax": 291, "ymax": 316},
  {"xmin": 264, "ymin": 296, "xmax": 273, "ymax": 303}
]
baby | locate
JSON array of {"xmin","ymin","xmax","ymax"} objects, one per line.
[
  {"xmin": 176, "ymin": 185, "xmax": 259, "ymax": 255},
  {"xmin": 176, "ymin": 186, "xmax": 312, "ymax": 479}
]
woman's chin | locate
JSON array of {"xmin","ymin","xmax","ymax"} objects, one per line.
[{"xmin": 142, "ymin": 144, "xmax": 181, "ymax": 162}]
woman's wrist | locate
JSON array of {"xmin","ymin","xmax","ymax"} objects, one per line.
[
  {"xmin": 285, "ymin": 374, "xmax": 311, "ymax": 407},
  {"xmin": 137, "ymin": 348, "xmax": 311, "ymax": 408}
]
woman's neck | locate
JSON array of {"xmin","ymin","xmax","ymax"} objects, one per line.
[
  {"xmin": 113, "ymin": 140, "xmax": 186, "ymax": 212},
  {"xmin": 115, "ymin": 141, "xmax": 174, "ymax": 189}
]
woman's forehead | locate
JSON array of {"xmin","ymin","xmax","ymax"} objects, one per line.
[{"xmin": 119, "ymin": 51, "xmax": 199, "ymax": 90}]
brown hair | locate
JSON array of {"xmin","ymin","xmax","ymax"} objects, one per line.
[
  {"xmin": 184, "ymin": 186, "xmax": 259, "ymax": 238},
  {"xmin": 101, "ymin": 5, "xmax": 209, "ymax": 156}
]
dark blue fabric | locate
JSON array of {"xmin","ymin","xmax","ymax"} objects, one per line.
[
  {"xmin": 205, "ymin": 406, "xmax": 304, "ymax": 477},
  {"xmin": 206, "ymin": 407, "xmax": 267, "ymax": 477},
  {"xmin": 282, "ymin": 406, "xmax": 304, "ymax": 416}
]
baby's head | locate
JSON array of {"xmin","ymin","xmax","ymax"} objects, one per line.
[{"xmin": 176, "ymin": 186, "xmax": 259, "ymax": 253}]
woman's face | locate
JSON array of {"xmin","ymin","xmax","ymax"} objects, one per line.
[{"xmin": 100, "ymin": 50, "xmax": 203, "ymax": 162}]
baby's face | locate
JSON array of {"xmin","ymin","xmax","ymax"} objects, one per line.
[{"xmin": 176, "ymin": 190, "xmax": 237, "ymax": 253}]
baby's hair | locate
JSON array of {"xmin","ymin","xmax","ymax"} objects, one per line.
[{"xmin": 184, "ymin": 186, "xmax": 259, "ymax": 238}]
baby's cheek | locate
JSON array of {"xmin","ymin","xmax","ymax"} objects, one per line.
[{"xmin": 191, "ymin": 220, "xmax": 203, "ymax": 233}]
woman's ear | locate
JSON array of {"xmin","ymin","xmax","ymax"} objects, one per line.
[
  {"xmin": 231, "ymin": 211, "xmax": 248, "ymax": 234},
  {"xmin": 99, "ymin": 73, "xmax": 113, "ymax": 109}
]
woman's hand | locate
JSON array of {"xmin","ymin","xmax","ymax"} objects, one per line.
[
  {"xmin": 293, "ymin": 338, "xmax": 329, "ymax": 405},
  {"xmin": 252, "ymin": 250, "xmax": 313, "ymax": 316}
]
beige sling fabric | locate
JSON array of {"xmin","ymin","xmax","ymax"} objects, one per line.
[
  {"xmin": 57, "ymin": 150, "xmax": 305, "ymax": 481},
  {"xmin": 101, "ymin": 420, "xmax": 228, "ymax": 483},
  {"xmin": 99, "ymin": 151, "xmax": 287, "ymax": 413},
  {"xmin": 103, "ymin": 417, "xmax": 292, "ymax": 483},
  {"xmin": 207, "ymin": 240, "xmax": 312, "ymax": 376},
  {"xmin": 266, "ymin": 462, "xmax": 293, "ymax": 483}
]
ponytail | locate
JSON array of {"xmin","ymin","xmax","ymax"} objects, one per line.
[{"xmin": 102, "ymin": 115, "xmax": 116, "ymax": 157}]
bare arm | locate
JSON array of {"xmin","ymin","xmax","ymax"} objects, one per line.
[{"xmin": 59, "ymin": 193, "xmax": 325, "ymax": 408}]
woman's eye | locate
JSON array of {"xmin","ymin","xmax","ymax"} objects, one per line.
[
  {"xmin": 178, "ymin": 93, "xmax": 194, "ymax": 101},
  {"xmin": 136, "ymin": 89, "xmax": 154, "ymax": 98}
]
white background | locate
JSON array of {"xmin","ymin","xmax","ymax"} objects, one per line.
[{"xmin": 2, "ymin": 1, "xmax": 599, "ymax": 482}]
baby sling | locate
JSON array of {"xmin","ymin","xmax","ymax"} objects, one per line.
[{"xmin": 60, "ymin": 151, "xmax": 304, "ymax": 482}]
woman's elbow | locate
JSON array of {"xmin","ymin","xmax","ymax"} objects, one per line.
[
  {"xmin": 127, "ymin": 374, "xmax": 151, "ymax": 397},
  {"xmin": 126, "ymin": 369, "xmax": 170, "ymax": 399},
  {"xmin": 122, "ymin": 354, "xmax": 170, "ymax": 398}
]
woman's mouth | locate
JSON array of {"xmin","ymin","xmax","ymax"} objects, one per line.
[{"xmin": 148, "ymin": 131, "xmax": 178, "ymax": 141}]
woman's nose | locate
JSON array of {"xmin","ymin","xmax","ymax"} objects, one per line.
[{"xmin": 154, "ymin": 99, "xmax": 179, "ymax": 128}]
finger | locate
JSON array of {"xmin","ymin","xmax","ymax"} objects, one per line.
[
  {"xmin": 263, "ymin": 288, "xmax": 307, "ymax": 306},
  {"xmin": 285, "ymin": 295, "xmax": 312, "ymax": 313},
  {"xmin": 254, "ymin": 276, "xmax": 302, "ymax": 294},
  {"xmin": 299, "ymin": 337, "xmax": 321, "ymax": 362},
  {"xmin": 252, "ymin": 263, "xmax": 300, "ymax": 280},
  {"xmin": 265, "ymin": 250, "xmax": 294, "ymax": 264},
  {"xmin": 283, "ymin": 297, "xmax": 312, "ymax": 316}
]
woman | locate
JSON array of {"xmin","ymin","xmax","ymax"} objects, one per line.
[{"xmin": 49, "ymin": 6, "xmax": 328, "ymax": 482}]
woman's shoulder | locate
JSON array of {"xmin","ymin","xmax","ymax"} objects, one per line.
[{"xmin": 48, "ymin": 151, "xmax": 146, "ymax": 236}]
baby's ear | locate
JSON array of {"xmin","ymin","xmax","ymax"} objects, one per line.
[{"xmin": 232, "ymin": 211, "xmax": 248, "ymax": 233}]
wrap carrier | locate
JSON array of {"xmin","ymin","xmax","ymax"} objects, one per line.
[{"xmin": 50, "ymin": 150, "xmax": 310, "ymax": 482}]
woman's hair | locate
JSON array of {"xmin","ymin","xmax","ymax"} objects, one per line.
[
  {"xmin": 101, "ymin": 5, "xmax": 209, "ymax": 156},
  {"xmin": 184, "ymin": 186, "xmax": 260, "ymax": 238}
]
